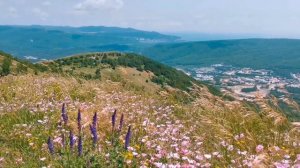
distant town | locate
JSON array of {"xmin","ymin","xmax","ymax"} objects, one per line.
[{"xmin": 179, "ymin": 64, "xmax": 300, "ymax": 103}]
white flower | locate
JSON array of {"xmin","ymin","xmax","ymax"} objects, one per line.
[
  {"xmin": 25, "ymin": 133, "xmax": 32, "ymax": 137},
  {"xmin": 204, "ymin": 154, "xmax": 212, "ymax": 159},
  {"xmin": 227, "ymin": 145, "xmax": 234, "ymax": 151}
]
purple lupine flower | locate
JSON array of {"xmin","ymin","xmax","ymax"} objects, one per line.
[
  {"xmin": 61, "ymin": 103, "xmax": 68, "ymax": 125},
  {"xmin": 77, "ymin": 109, "xmax": 82, "ymax": 132},
  {"xmin": 69, "ymin": 131, "xmax": 74, "ymax": 150},
  {"xmin": 78, "ymin": 136, "xmax": 83, "ymax": 156},
  {"xmin": 61, "ymin": 132, "xmax": 66, "ymax": 148},
  {"xmin": 118, "ymin": 113, "xmax": 124, "ymax": 131},
  {"xmin": 47, "ymin": 137, "xmax": 54, "ymax": 155},
  {"xmin": 92, "ymin": 112, "xmax": 97, "ymax": 128},
  {"xmin": 112, "ymin": 109, "xmax": 117, "ymax": 130},
  {"xmin": 125, "ymin": 126, "xmax": 132, "ymax": 150},
  {"xmin": 89, "ymin": 125, "xmax": 98, "ymax": 147}
]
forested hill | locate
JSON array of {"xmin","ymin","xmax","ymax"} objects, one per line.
[
  {"xmin": 143, "ymin": 39, "xmax": 300, "ymax": 75},
  {"xmin": 0, "ymin": 25, "xmax": 179, "ymax": 60}
]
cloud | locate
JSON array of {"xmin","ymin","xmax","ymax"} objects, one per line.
[
  {"xmin": 32, "ymin": 8, "xmax": 49, "ymax": 21},
  {"xmin": 8, "ymin": 7, "xmax": 18, "ymax": 17},
  {"xmin": 75, "ymin": 0, "xmax": 124, "ymax": 11},
  {"xmin": 42, "ymin": 1, "xmax": 51, "ymax": 6}
]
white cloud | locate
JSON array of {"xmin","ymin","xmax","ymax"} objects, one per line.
[
  {"xmin": 32, "ymin": 8, "xmax": 49, "ymax": 21},
  {"xmin": 8, "ymin": 7, "xmax": 18, "ymax": 17},
  {"xmin": 42, "ymin": 1, "xmax": 51, "ymax": 6},
  {"xmin": 75, "ymin": 0, "xmax": 124, "ymax": 11}
]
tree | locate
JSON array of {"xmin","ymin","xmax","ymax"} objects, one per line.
[
  {"xmin": 16, "ymin": 63, "xmax": 28, "ymax": 74},
  {"xmin": 1, "ymin": 57, "xmax": 12, "ymax": 76},
  {"xmin": 95, "ymin": 68, "xmax": 101, "ymax": 79}
]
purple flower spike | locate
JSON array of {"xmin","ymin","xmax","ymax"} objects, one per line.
[
  {"xmin": 90, "ymin": 125, "xmax": 98, "ymax": 147},
  {"xmin": 78, "ymin": 136, "xmax": 83, "ymax": 156},
  {"xmin": 61, "ymin": 103, "xmax": 68, "ymax": 125},
  {"xmin": 69, "ymin": 131, "xmax": 74, "ymax": 150},
  {"xmin": 61, "ymin": 133, "xmax": 65, "ymax": 148},
  {"xmin": 47, "ymin": 137, "xmax": 54, "ymax": 155},
  {"xmin": 119, "ymin": 114, "xmax": 124, "ymax": 131},
  {"xmin": 112, "ymin": 109, "xmax": 117, "ymax": 130},
  {"xmin": 92, "ymin": 112, "xmax": 97, "ymax": 128},
  {"xmin": 77, "ymin": 109, "xmax": 82, "ymax": 132},
  {"xmin": 125, "ymin": 126, "xmax": 132, "ymax": 150}
]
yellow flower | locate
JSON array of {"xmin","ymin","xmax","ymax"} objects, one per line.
[
  {"xmin": 135, "ymin": 145, "xmax": 141, "ymax": 150},
  {"xmin": 124, "ymin": 152, "xmax": 133, "ymax": 160}
]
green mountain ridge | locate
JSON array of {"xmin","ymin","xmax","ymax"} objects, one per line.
[
  {"xmin": 0, "ymin": 25, "xmax": 179, "ymax": 60},
  {"xmin": 143, "ymin": 38, "xmax": 300, "ymax": 76}
]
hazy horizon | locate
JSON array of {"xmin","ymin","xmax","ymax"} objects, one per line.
[{"xmin": 1, "ymin": 0, "xmax": 300, "ymax": 39}]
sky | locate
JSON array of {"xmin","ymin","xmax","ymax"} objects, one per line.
[{"xmin": 0, "ymin": 0, "xmax": 300, "ymax": 38}]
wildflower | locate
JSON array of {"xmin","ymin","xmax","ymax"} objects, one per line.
[
  {"xmin": 77, "ymin": 109, "xmax": 82, "ymax": 132},
  {"xmin": 227, "ymin": 145, "xmax": 234, "ymax": 151},
  {"xmin": 256, "ymin": 144, "xmax": 264, "ymax": 153},
  {"xmin": 61, "ymin": 133, "xmax": 65, "ymax": 148},
  {"xmin": 125, "ymin": 126, "xmax": 132, "ymax": 150},
  {"xmin": 90, "ymin": 124, "xmax": 98, "ymax": 147},
  {"xmin": 204, "ymin": 154, "xmax": 212, "ymax": 159},
  {"xmin": 47, "ymin": 137, "xmax": 54, "ymax": 155},
  {"xmin": 92, "ymin": 112, "xmax": 97, "ymax": 128},
  {"xmin": 296, "ymin": 154, "xmax": 300, "ymax": 161},
  {"xmin": 69, "ymin": 131, "xmax": 74, "ymax": 150},
  {"xmin": 78, "ymin": 136, "xmax": 83, "ymax": 156},
  {"xmin": 119, "ymin": 113, "xmax": 124, "ymax": 131},
  {"xmin": 40, "ymin": 157, "xmax": 46, "ymax": 161},
  {"xmin": 112, "ymin": 109, "xmax": 117, "ymax": 130},
  {"xmin": 61, "ymin": 103, "xmax": 68, "ymax": 125},
  {"xmin": 181, "ymin": 141, "xmax": 189, "ymax": 147},
  {"xmin": 25, "ymin": 133, "xmax": 32, "ymax": 137}
]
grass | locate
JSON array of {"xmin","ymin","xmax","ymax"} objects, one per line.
[{"xmin": 0, "ymin": 74, "xmax": 299, "ymax": 167}]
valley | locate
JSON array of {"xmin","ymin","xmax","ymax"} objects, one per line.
[{"xmin": 179, "ymin": 64, "xmax": 300, "ymax": 120}]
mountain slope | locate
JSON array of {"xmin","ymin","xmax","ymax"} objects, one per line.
[
  {"xmin": 0, "ymin": 51, "xmax": 299, "ymax": 167},
  {"xmin": 143, "ymin": 39, "xmax": 300, "ymax": 76},
  {"xmin": 0, "ymin": 25, "xmax": 179, "ymax": 60}
]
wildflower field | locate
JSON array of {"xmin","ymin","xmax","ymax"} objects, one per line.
[
  {"xmin": 0, "ymin": 50, "xmax": 300, "ymax": 168},
  {"xmin": 0, "ymin": 72, "xmax": 300, "ymax": 167}
]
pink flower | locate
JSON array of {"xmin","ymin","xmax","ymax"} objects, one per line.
[
  {"xmin": 297, "ymin": 154, "xmax": 300, "ymax": 161},
  {"xmin": 181, "ymin": 141, "xmax": 190, "ymax": 147},
  {"xmin": 256, "ymin": 144, "xmax": 264, "ymax": 153},
  {"xmin": 180, "ymin": 149, "xmax": 190, "ymax": 155}
]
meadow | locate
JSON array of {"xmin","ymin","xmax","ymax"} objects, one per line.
[{"xmin": 0, "ymin": 73, "xmax": 299, "ymax": 167}]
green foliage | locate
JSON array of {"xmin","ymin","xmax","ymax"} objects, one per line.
[
  {"xmin": 47, "ymin": 52, "xmax": 223, "ymax": 97},
  {"xmin": 102, "ymin": 53, "xmax": 199, "ymax": 91},
  {"xmin": 0, "ymin": 50, "xmax": 48, "ymax": 74},
  {"xmin": 16, "ymin": 63, "xmax": 28, "ymax": 74},
  {"xmin": 1, "ymin": 57, "xmax": 12, "ymax": 76},
  {"xmin": 94, "ymin": 68, "xmax": 101, "ymax": 79},
  {"xmin": 241, "ymin": 86, "xmax": 258, "ymax": 93},
  {"xmin": 144, "ymin": 39, "xmax": 300, "ymax": 76}
]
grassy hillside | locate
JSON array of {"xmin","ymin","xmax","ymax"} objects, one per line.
[
  {"xmin": 0, "ymin": 50, "xmax": 48, "ymax": 76},
  {"xmin": 0, "ymin": 66, "xmax": 299, "ymax": 167},
  {"xmin": 143, "ymin": 39, "xmax": 300, "ymax": 76},
  {"xmin": 43, "ymin": 52, "xmax": 223, "ymax": 96},
  {"xmin": 0, "ymin": 25, "xmax": 178, "ymax": 60},
  {"xmin": 0, "ymin": 51, "xmax": 300, "ymax": 167}
]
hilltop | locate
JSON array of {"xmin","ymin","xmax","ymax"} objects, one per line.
[{"xmin": 0, "ymin": 51, "xmax": 300, "ymax": 167}]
